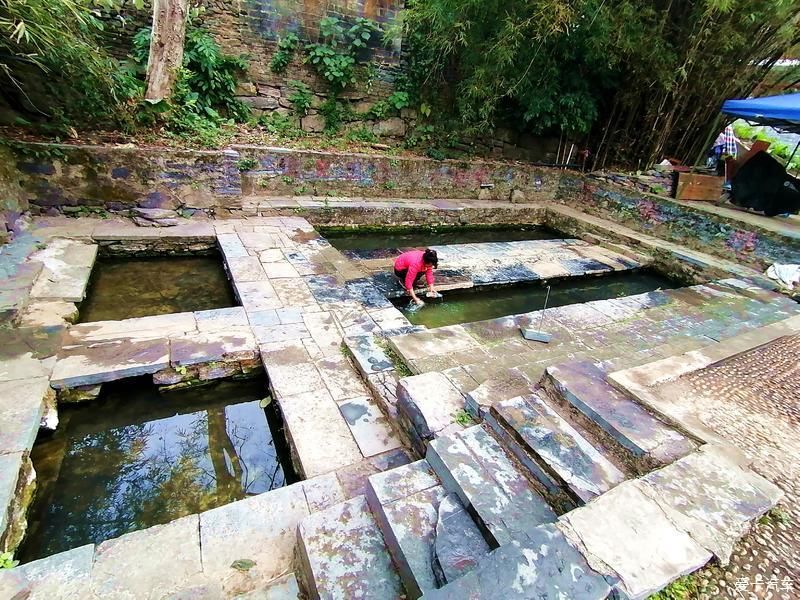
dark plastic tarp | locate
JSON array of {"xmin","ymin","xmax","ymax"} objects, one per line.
[{"xmin": 722, "ymin": 92, "xmax": 800, "ymax": 133}]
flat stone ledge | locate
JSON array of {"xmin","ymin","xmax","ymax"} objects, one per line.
[
  {"xmin": 0, "ymin": 543, "xmax": 94, "ymax": 600},
  {"xmin": 558, "ymin": 481, "xmax": 712, "ymax": 600},
  {"xmin": 91, "ymin": 514, "xmax": 203, "ymax": 599},
  {"xmin": 636, "ymin": 444, "xmax": 783, "ymax": 565},
  {"xmin": 426, "ymin": 523, "xmax": 610, "ymax": 600},
  {"xmin": 199, "ymin": 484, "xmax": 310, "ymax": 596}
]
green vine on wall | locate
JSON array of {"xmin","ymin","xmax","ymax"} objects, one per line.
[
  {"xmin": 270, "ymin": 33, "xmax": 300, "ymax": 73},
  {"xmin": 305, "ymin": 17, "xmax": 382, "ymax": 93}
]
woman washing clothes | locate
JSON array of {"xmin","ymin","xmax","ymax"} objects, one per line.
[{"xmin": 393, "ymin": 248, "xmax": 439, "ymax": 306}]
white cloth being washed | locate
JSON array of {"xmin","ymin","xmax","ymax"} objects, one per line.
[{"xmin": 766, "ymin": 263, "xmax": 800, "ymax": 289}]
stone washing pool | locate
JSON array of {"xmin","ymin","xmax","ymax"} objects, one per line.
[
  {"xmin": 394, "ymin": 270, "xmax": 677, "ymax": 329},
  {"xmin": 321, "ymin": 225, "xmax": 559, "ymax": 252},
  {"xmin": 79, "ymin": 256, "xmax": 237, "ymax": 322},
  {"xmin": 20, "ymin": 378, "xmax": 295, "ymax": 562}
]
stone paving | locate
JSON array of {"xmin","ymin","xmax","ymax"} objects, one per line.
[
  {"xmin": 350, "ymin": 238, "xmax": 641, "ymax": 298},
  {"xmin": 636, "ymin": 335, "xmax": 800, "ymax": 599},
  {"xmin": 0, "ymin": 208, "xmax": 798, "ymax": 599}
]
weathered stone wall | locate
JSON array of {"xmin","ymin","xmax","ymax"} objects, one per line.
[
  {"xmin": 556, "ymin": 175, "xmax": 800, "ymax": 271},
  {"xmin": 102, "ymin": 0, "xmax": 401, "ymax": 99},
  {"xmin": 0, "ymin": 146, "xmax": 27, "ymax": 243},
  {"xmin": 10, "ymin": 143, "xmax": 560, "ymax": 217}
]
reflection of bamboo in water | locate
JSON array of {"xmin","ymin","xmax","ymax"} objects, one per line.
[{"xmin": 206, "ymin": 408, "xmax": 245, "ymax": 501}]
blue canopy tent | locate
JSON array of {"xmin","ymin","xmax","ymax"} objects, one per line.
[
  {"xmin": 720, "ymin": 92, "xmax": 800, "ymax": 216},
  {"xmin": 722, "ymin": 92, "xmax": 800, "ymax": 134}
]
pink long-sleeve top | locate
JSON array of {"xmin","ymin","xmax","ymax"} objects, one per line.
[{"xmin": 394, "ymin": 250, "xmax": 434, "ymax": 290}]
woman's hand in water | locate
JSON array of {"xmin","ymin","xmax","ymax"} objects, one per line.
[{"xmin": 414, "ymin": 297, "xmax": 425, "ymax": 306}]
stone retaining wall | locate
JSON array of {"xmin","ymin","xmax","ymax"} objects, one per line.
[
  {"xmin": 9, "ymin": 143, "xmax": 561, "ymax": 217},
  {"xmin": 0, "ymin": 147, "xmax": 26, "ymax": 243},
  {"xmin": 557, "ymin": 176, "xmax": 800, "ymax": 271}
]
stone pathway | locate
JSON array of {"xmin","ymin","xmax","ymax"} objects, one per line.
[{"xmin": 644, "ymin": 335, "xmax": 800, "ymax": 599}]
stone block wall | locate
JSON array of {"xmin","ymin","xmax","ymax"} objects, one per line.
[
  {"xmin": 556, "ymin": 175, "xmax": 800, "ymax": 271},
  {"xmin": 9, "ymin": 143, "xmax": 559, "ymax": 218},
  {"xmin": 0, "ymin": 146, "xmax": 27, "ymax": 243},
  {"xmin": 102, "ymin": 0, "xmax": 401, "ymax": 100}
]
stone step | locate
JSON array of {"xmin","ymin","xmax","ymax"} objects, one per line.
[
  {"xmin": 366, "ymin": 460, "xmax": 444, "ymax": 599},
  {"xmin": 423, "ymin": 523, "xmax": 611, "ymax": 600},
  {"xmin": 296, "ymin": 495, "xmax": 403, "ymax": 600},
  {"xmin": 544, "ymin": 360, "xmax": 696, "ymax": 472},
  {"xmin": 488, "ymin": 394, "xmax": 627, "ymax": 507},
  {"xmin": 396, "ymin": 372, "xmax": 467, "ymax": 455},
  {"xmin": 366, "ymin": 461, "xmax": 491, "ymax": 599},
  {"xmin": 426, "ymin": 425, "xmax": 557, "ymax": 548}
]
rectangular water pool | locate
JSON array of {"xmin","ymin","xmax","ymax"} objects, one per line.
[
  {"xmin": 321, "ymin": 225, "xmax": 559, "ymax": 253},
  {"xmin": 80, "ymin": 256, "xmax": 237, "ymax": 322},
  {"xmin": 394, "ymin": 270, "xmax": 677, "ymax": 329},
  {"xmin": 20, "ymin": 378, "xmax": 296, "ymax": 562}
]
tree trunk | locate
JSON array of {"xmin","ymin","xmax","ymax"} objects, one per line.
[{"xmin": 145, "ymin": 0, "xmax": 190, "ymax": 101}]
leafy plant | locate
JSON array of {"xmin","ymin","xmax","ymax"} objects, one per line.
[
  {"xmin": 759, "ymin": 506, "xmax": 791, "ymax": 526},
  {"xmin": 258, "ymin": 112, "xmax": 302, "ymax": 138},
  {"xmin": 270, "ymin": 32, "xmax": 299, "ymax": 73},
  {"xmin": 388, "ymin": 91, "xmax": 410, "ymax": 111},
  {"xmin": 382, "ymin": 180, "xmax": 397, "ymax": 190},
  {"xmin": 236, "ymin": 157, "xmax": 258, "ymax": 172},
  {"xmin": 453, "ymin": 410, "xmax": 474, "ymax": 427},
  {"xmin": 649, "ymin": 574, "xmax": 703, "ymax": 600},
  {"xmin": 319, "ymin": 98, "xmax": 349, "ymax": 133},
  {"xmin": 0, "ymin": 552, "xmax": 18, "ymax": 570},
  {"xmin": 346, "ymin": 126, "xmax": 378, "ymax": 144},
  {"xmin": 304, "ymin": 16, "xmax": 382, "ymax": 92},
  {"xmin": 125, "ymin": 21, "xmax": 250, "ymax": 146},
  {"xmin": 287, "ymin": 80, "xmax": 313, "ymax": 116}
]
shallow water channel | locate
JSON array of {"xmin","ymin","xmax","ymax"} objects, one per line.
[
  {"xmin": 321, "ymin": 225, "xmax": 558, "ymax": 252},
  {"xmin": 396, "ymin": 270, "xmax": 676, "ymax": 329},
  {"xmin": 80, "ymin": 256, "xmax": 237, "ymax": 322},
  {"xmin": 21, "ymin": 378, "xmax": 294, "ymax": 562}
]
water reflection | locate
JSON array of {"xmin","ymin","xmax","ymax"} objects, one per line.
[
  {"xmin": 22, "ymin": 379, "xmax": 293, "ymax": 562},
  {"xmin": 79, "ymin": 256, "xmax": 237, "ymax": 322}
]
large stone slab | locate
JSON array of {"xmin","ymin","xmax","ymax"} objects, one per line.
[
  {"xmin": 91, "ymin": 514, "xmax": 203, "ymax": 599},
  {"xmin": 427, "ymin": 425, "xmax": 557, "ymax": 547},
  {"xmin": 314, "ymin": 354, "xmax": 369, "ymax": 401},
  {"xmin": 297, "ymin": 495, "xmax": 403, "ymax": 600},
  {"xmin": 170, "ymin": 328, "xmax": 257, "ymax": 366},
  {"xmin": 235, "ymin": 280, "xmax": 283, "ymax": 312},
  {"xmin": 338, "ymin": 396, "xmax": 403, "ymax": 457},
  {"xmin": 226, "ymin": 256, "xmax": 268, "ymax": 282},
  {"xmin": 465, "ymin": 367, "xmax": 535, "ymax": 418},
  {"xmin": 545, "ymin": 361, "xmax": 695, "ymax": 467},
  {"xmin": 367, "ymin": 464, "xmax": 446, "ymax": 598},
  {"xmin": 389, "ymin": 325, "xmax": 477, "ymax": 363},
  {"xmin": 396, "ymin": 372, "xmax": 465, "ymax": 447},
  {"xmin": 345, "ymin": 335, "xmax": 394, "ymax": 377},
  {"xmin": 426, "ymin": 523, "xmax": 610, "ymax": 600},
  {"xmin": 636, "ymin": 444, "xmax": 783, "ymax": 565},
  {"xmin": 433, "ymin": 492, "xmax": 491, "ymax": 585},
  {"xmin": 0, "ymin": 377, "xmax": 50, "ymax": 455},
  {"xmin": 67, "ymin": 312, "xmax": 197, "ymax": 343},
  {"xmin": 199, "ymin": 484, "xmax": 310, "ymax": 596},
  {"xmin": 236, "ymin": 573, "xmax": 301, "ymax": 599},
  {"xmin": 278, "ymin": 389, "xmax": 363, "ymax": 478},
  {"xmin": 194, "ymin": 306, "xmax": 249, "ymax": 331},
  {"xmin": 490, "ymin": 394, "xmax": 626, "ymax": 504},
  {"xmin": 29, "ymin": 239, "xmax": 97, "ymax": 302},
  {"xmin": 0, "ymin": 543, "xmax": 94, "ymax": 600},
  {"xmin": 558, "ymin": 481, "xmax": 712, "ymax": 600},
  {"xmin": 50, "ymin": 337, "xmax": 170, "ymax": 388},
  {"xmin": 302, "ymin": 312, "xmax": 343, "ymax": 358}
]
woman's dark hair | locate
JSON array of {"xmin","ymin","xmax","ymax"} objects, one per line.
[{"xmin": 423, "ymin": 248, "xmax": 438, "ymax": 268}]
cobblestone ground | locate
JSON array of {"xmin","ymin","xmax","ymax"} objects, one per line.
[{"xmin": 657, "ymin": 335, "xmax": 800, "ymax": 600}]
